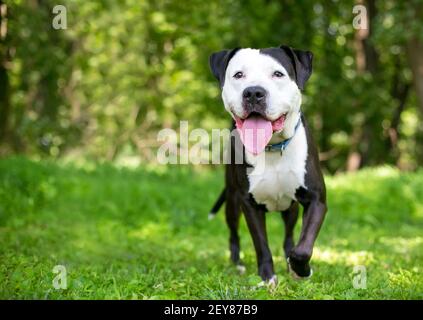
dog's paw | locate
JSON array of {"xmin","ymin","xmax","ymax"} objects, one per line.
[
  {"xmin": 268, "ymin": 274, "xmax": 278, "ymax": 287},
  {"xmin": 257, "ymin": 275, "xmax": 278, "ymax": 288},
  {"xmin": 287, "ymin": 257, "xmax": 313, "ymax": 280},
  {"xmin": 236, "ymin": 264, "xmax": 246, "ymax": 274}
]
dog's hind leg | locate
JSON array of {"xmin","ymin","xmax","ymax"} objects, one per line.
[
  {"xmin": 281, "ymin": 201, "xmax": 299, "ymax": 259},
  {"xmin": 225, "ymin": 189, "xmax": 243, "ymax": 271}
]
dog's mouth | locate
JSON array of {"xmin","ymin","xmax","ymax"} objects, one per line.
[{"xmin": 234, "ymin": 112, "xmax": 287, "ymax": 155}]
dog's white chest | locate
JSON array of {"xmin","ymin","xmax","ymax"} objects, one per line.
[{"xmin": 245, "ymin": 124, "xmax": 308, "ymax": 211}]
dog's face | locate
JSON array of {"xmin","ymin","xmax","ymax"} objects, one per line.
[{"xmin": 209, "ymin": 46, "xmax": 313, "ymax": 154}]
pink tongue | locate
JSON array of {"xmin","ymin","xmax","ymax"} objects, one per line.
[{"xmin": 236, "ymin": 116, "xmax": 273, "ymax": 155}]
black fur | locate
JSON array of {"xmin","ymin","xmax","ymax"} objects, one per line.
[{"xmin": 208, "ymin": 46, "xmax": 327, "ymax": 280}]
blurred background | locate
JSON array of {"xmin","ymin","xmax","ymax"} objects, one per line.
[
  {"xmin": 1, "ymin": 0, "xmax": 422, "ymax": 173},
  {"xmin": 1, "ymin": 1, "xmax": 423, "ymax": 300}
]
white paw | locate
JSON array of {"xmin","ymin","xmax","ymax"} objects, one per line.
[
  {"xmin": 236, "ymin": 264, "xmax": 246, "ymax": 274},
  {"xmin": 268, "ymin": 275, "xmax": 278, "ymax": 287},
  {"xmin": 257, "ymin": 275, "xmax": 278, "ymax": 288}
]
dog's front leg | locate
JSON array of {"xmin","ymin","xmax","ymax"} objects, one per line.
[
  {"xmin": 241, "ymin": 201, "xmax": 275, "ymax": 282},
  {"xmin": 288, "ymin": 196, "xmax": 327, "ymax": 278}
]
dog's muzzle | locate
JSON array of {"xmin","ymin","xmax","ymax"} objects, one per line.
[{"xmin": 242, "ymin": 86, "xmax": 267, "ymax": 118}]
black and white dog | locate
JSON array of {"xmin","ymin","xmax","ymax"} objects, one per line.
[{"xmin": 208, "ymin": 45, "xmax": 327, "ymax": 284}]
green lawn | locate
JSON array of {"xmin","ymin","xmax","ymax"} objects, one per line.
[{"xmin": 0, "ymin": 157, "xmax": 422, "ymax": 299}]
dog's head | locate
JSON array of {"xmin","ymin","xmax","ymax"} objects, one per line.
[{"xmin": 209, "ymin": 45, "xmax": 313, "ymax": 154}]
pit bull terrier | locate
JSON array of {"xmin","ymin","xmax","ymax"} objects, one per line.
[{"xmin": 208, "ymin": 45, "xmax": 327, "ymax": 284}]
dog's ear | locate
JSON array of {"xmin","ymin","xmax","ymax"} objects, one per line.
[
  {"xmin": 209, "ymin": 48, "xmax": 240, "ymax": 87},
  {"xmin": 280, "ymin": 45, "xmax": 313, "ymax": 90}
]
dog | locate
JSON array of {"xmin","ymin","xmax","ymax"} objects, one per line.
[{"xmin": 208, "ymin": 45, "xmax": 327, "ymax": 284}]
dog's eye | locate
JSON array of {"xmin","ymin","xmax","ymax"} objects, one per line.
[
  {"xmin": 233, "ymin": 71, "xmax": 244, "ymax": 79},
  {"xmin": 273, "ymin": 71, "xmax": 284, "ymax": 78}
]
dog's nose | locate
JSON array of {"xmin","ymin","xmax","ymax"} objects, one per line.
[{"xmin": 243, "ymin": 86, "xmax": 266, "ymax": 104}]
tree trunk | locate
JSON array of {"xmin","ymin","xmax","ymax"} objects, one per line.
[
  {"xmin": 348, "ymin": 0, "xmax": 378, "ymax": 171},
  {"xmin": 0, "ymin": 59, "xmax": 10, "ymax": 148},
  {"xmin": 384, "ymin": 54, "xmax": 411, "ymax": 164},
  {"xmin": 407, "ymin": 37, "xmax": 423, "ymax": 116},
  {"xmin": 0, "ymin": 1, "xmax": 10, "ymax": 152}
]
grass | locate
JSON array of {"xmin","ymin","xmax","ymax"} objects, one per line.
[{"xmin": 0, "ymin": 157, "xmax": 422, "ymax": 299}]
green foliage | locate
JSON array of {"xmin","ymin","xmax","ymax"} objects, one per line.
[
  {"xmin": 1, "ymin": 158, "xmax": 422, "ymax": 299},
  {"xmin": 1, "ymin": 0, "xmax": 423, "ymax": 171}
]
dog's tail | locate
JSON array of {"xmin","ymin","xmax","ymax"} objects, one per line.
[{"xmin": 208, "ymin": 188, "xmax": 226, "ymax": 220}]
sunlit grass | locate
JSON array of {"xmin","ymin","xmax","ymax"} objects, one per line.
[{"xmin": 0, "ymin": 157, "xmax": 422, "ymax": 299}]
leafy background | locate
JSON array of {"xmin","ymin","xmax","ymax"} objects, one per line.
[
  {"xmin": 1, "ymin": 0, "xmax": 423, "ymax": 172},
  {"xmin": 1, "ymin": 0, "xmax": 423, "ymax": 300}
]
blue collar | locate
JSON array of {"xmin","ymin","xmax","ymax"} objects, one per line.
[{"xmin": 265, "ymin": 114, "xmax": 302, "ymax": 154}]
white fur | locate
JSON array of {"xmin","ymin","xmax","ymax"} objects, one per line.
[
  {"xmin": 222, "ymin": 48, "xmax": 302, "ymax": 139},
  {"xmin": 257, "ymin": 275, "xmax": 278, "ymax": 288},
  {"xmin": 221, "ymin": 48, "xmax": 308, "ymax": 212},
  {"xmin": 236, "ymin": 264, "xmax": 246, "ymax": 274},
  {"xmin": 245, "ymin": 117, "xmax": 308, "ymax": 211}
]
